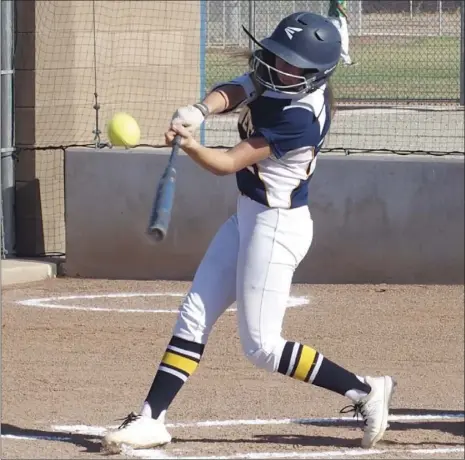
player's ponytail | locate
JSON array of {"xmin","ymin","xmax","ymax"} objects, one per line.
[{"xmin": 326, "ymin": 81, "xmax": 336, "ymax": 120}]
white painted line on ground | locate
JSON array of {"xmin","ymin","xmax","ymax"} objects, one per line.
[
  {"xmin": 3, "ymin": 432, "xmax": 463, "ymax": 460},
  {"xmin": 195, "ymin": 446, "xmax": 464, "ymax": 460},
  {"xmin": 166, "ymin": 413, "xmax": 465, "ymax": 428},
  {"xmin": 50, "ymin": 412, "xmax": 465, "ymax": 436},
  {"xmin": 3, "ymin": 433, "xmax": 463, "ymax": 460},
  {"xmin": 122, "ymin": 445, "xmax": 172, "ymax": 459},
  {"xmin": 51, "ymin": 424, "xmax": 107, "ymax": 436},
  {"xmin": 4, "ymin": 413, "xmax": 463, "ymax": 459},
  {"xmin": 15, "ymin": 292, "xmax": 309, "ymax": 314},
  {"xmin": 108, "ymin": 446, "xmax": 465, "ymax": 460},
  {"xmin": 1, "ymin": 434, "xmax": 73, "ymax": 442}
]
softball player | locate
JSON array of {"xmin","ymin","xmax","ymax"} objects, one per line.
[
  {"xmin": 103, "ymin": 12, "xmax": 395, "ymax": 453},
  {"xmin": 327, "ymin": 0, "xmax": 356, "ymax": 66}
]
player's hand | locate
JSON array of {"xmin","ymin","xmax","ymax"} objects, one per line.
[
  {"xmin": 165, "ymin": 124, "xmax": 198, "ymax": 150},
  {"xmin": 171, "ymin": 105, "xmax": 205, "ymax": 134}
]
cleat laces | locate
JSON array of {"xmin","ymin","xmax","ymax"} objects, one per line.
[
  {"xmin": 340, "ymin": 402, "xmax": 368, "ymax": 427},
  {"xmin": 116, "ymin": 412, "xmax": 140, "ymax": 429}
]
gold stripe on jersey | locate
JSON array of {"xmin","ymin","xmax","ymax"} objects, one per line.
[{"xmin": 255, "ymin": 163, "xmax": 270, "ymax": 207}]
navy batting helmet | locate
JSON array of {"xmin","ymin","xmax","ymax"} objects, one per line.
[{"xmin": 243, "ymin": 12, "xmax": 342, "ymax": 94}]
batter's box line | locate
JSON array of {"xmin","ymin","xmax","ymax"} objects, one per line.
[
  {"xmin": 51, "ymin": 412, "xmax": 465, "ymax": 436},
  {"xmin": 51, "ymin": 413, "xmax": 464, "ymax": 459},
  {"xmin": 123, "ymin": 446, "xmax": 465, "ymax": 460},
  {"xmin": 14, "ymin": 292, "xmax": 311, "ymax": 314},
  {"xmin": 3, "ymin": 413, "xmax": 464, "ymax": 460},
  {"xmin": 2, "ymin": 434, "xmax": 464, "ymax": 460}
]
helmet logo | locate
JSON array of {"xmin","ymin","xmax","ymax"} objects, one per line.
[{"xmin": 284, "ymin": 26, "xmax": 303, "ymax": 40}]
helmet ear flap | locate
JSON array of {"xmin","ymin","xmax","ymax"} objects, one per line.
[{"xmin": 303, "ymin": 68, "xmax": 319, "ymax": 86}]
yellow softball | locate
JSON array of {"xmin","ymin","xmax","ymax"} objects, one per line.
[{"xmin": 107, "ymin": 112, "xmax": 141, "ymax": 148}]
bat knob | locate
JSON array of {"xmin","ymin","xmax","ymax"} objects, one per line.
[{"xmin": 147, "ymin": 227, "xmax": 165, "ymax": 243}]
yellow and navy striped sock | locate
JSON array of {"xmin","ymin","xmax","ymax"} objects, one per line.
[
  {"xmin": 278, "ymin": 342, "xmax": 323, "ymax": 383},
  {"xmin": 145, "ymin": 335, "xmax": 204, "ymax": 419},
  {"xmin": 278, "ymin": 341, "xmax": 371, "ymax": 396}
]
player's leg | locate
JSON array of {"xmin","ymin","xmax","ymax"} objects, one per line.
[
  {"xmin": 339, "ymin": 17, "xmax": 353, "ymax": 65},
  {"xmin": 235, "ymin": 196, "xmax": 313, "ymax": 373},
  {"xmin": 235, "ymin": 195, "xmax": 395, "ymax": 449},
  {"xmin": 102, "ymin": 213, "xmax": 239, "ymax": 453},
  {"xmin": 142, "ymin": 213, "xmax": 239, "ymax": 420}
]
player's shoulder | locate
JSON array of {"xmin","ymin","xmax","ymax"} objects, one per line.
[
  {"xmin": 280, "ymin": 89, "xmax": 326, "ymax": 126},
  {"xmin": 279, "ymin": 102, "xmax": 316, "ymax": 128},
  {"xmin": 250, "ymin": 87, "xmax": 328, "ymax": 137},
  {"xmin": 291, "ymin": 88, "xmax": 326, "ymax": 113}
]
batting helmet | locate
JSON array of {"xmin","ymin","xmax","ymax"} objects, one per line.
[{"xmin": 243, "ymin": 12, "xmax": 342, "ymax": 94}]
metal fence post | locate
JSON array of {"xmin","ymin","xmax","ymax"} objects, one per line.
[
  {"xmin": 0, "ymin": 0, "xmax": 3, "ymax": 258},
  {"xmin": 1, "ymin": 0, "xmax": 15, "ymax": 256},
  {"xmin": 248, "ymin": 0, "xmax": 255, "ymax": 52},
  {"xmin": 200, "ymin": 0, "xmax": 206, "ymax": 145},
  {"xmin": 358, "ymin": 0, "xmax": 363, "ymax": 36},
  {"xmin": 438, "ymin": 0, "xmax": 442, "ymax": 37},
  {"xmin": 461, "ymin": 0, "xmax": 465, "ymax": 106},
  {"xmin": 226, "ymin": 0, "xmax": 240, "ymax": 47}
]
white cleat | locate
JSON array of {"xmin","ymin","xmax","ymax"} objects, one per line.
[
  {"xmin": 101, "ymin": 412, "xmax": 172, "ymax": 454},
  {"xmin": 359, "ymin": 376, "xmax": 397, "ymax": 448},
  {"xmin": 341, "ymin": 376, "xmax": 397, "ymax": 449}
]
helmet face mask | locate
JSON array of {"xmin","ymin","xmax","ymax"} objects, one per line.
[{"xmin": 251, "ymin": 49, "xmax": 319, "ymax": 95}]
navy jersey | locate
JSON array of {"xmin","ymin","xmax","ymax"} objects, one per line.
[
  {"xmin": 213, "ymin": 72, "xmax": 331, "ymax": 209},
  {"xmin": 234, "ymin": 82, "xmax": 331, "ymax": 209}
]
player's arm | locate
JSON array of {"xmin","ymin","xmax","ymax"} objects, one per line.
[
  {"xmin": 166, "ymin": 124, "xmax": 270, "ymax": 176},
  {"xmin": 204, "ymin": 72, "xmax": 261, "ymax": 114},
  {"xmin": 166, "ymin": 105, "xmax": 316, "ymax": 176},
  {"xmin": 171, "ymin": 73, "xmax": 261, "ymax": 132},
  {"xmin": 200, "ymin": 84, "xmax": 247, "ymax": 116}
]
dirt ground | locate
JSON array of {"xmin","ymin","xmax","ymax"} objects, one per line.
[{"xmin": 1, "ymin": 278, "xmax": 464, "ymax": 459}]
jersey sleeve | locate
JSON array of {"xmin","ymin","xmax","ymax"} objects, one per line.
[
  {"xmin": 209, "ymin": 72, "xmax": 262, "ymax": 113},
  {"xmin": 252, "ymin": 107, "xmax": 320, "ymax": 159}
]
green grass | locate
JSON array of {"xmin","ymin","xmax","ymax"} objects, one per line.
[{"xmin": 206, "ymin": 36, "xmax": 461, "ymax": 101}]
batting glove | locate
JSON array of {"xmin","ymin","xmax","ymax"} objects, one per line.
[{"xmin": 171, "ymin": 103, "xmax": 209, "ymax": 134}]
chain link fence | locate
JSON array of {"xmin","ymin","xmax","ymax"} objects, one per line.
[
  {"xmin": 206, "ymin": 0, "xmax": 462, "ymax": 101},
  {"xmin": 9, "ymin": 0, "xmax": 465, "ymax": 258},
  {"xmin": 204, "ymin": 0, "xmax": 464, "ymax": 153},
  {"xmin": 207, "ymin": 0, "xmax": 461, "ymax": 46}
]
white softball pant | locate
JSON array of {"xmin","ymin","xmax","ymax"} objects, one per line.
[
  {"xmin": 172, "ymin": 194, "xmax": 313, "ymax": 372},
  {"xmin": 328, "ymin": 16, "xmax": 352, "ymax": 65}
]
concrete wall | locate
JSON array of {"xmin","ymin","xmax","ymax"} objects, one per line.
[
  {"xmin": 64, "ymin": 148, "xmax": 465, "ymax": 284},
  {"xmin": 15, "ymin": 0, "xmax": 201, "ymax": 256}
]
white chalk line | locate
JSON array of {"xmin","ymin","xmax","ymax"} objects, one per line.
[
  {"xmin": 1, "ymin": 434, "xmax": 73, "ymax": 442},
  {"xmin": 15, "ymin": 292, "xmax": 309, "ymax": 314},
  {"xmin": 125, "ymin": 446, "xmax": 465, "ymax": 460},
  {"xmin": 3, "ymin": 413, "xmax": 463, "ymax": 459},
  {"xmin": 50, "ymin": 412, "xmax": 465, "ymax": 436},
  {"xmin": 9, "ymin": 292, "xmax": 464, "ymax": 459},
  {"xmin": 2, "ymin": 434, "xmax": 463, "ymax": 460},
  {"xmin": 3, "ymin": 435, "xmax": 463, "ymax": 460}
]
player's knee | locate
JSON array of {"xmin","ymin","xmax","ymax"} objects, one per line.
[
  {"xmin": 240, "ymin": 335, "xmax": 285, "ymax": 373},
  {"xmin": 243, "ymin": 347, "xmax": 276, "ymax": 372},
  {"xmin": 172, "ymin": 293, "xmax": 210, "ymax": 344}
]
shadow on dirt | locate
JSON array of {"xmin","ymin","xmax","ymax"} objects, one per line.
[
  {"xmin": 177, "ymin": 408, "xmax": 464, "ymax": 448},
  {"xmin": 1, "ymin": 424, "xmax": 102, "ymax": 454}
]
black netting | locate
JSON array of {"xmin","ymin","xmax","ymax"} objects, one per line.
[{"xmin": 9, "ymin": 0, "xmax": 465, "ymax": 257}]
